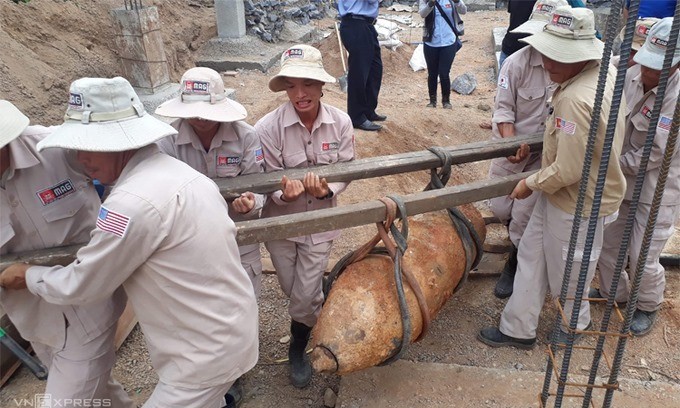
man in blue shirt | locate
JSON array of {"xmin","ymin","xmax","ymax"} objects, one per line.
[
  {"xmin": 624, "ymin": 0, "xmax": 677, "ymax": 20},
  {"xmin": 338, "ymin": 0, "xmax": 385, "ymax": 131}
]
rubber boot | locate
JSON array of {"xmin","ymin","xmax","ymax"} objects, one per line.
[
  {"xmin": 289, "ymin": 320, "xmax": 312, "ymax": 388},
  {"xmin": 442, "ymin": 94, "xmax": 452, "ymax": 109},
  {"xmin": 426, "ymin": 95, "xmax": 437, "ymax": 108},
  {"xmin": 494, "ymin": 246, "xmax": 517, "ymax": 299}
]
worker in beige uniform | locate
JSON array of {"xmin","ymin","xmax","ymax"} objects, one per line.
[
  {"xmin": 489, "ymin": 0, "xmax": 566, "ymax": 299},
  {"xmin": 616, "ymin": 17, "xmax": 660, "ymax": 68},
  {"xmin": 155, "ymin": 66, "xmax": 263, "ymax": 407},
  {"xmin": 0, "ymin": 78, "xmax": 258, "ymax": 408},
  {"xmin": 256, "ymin": 44, "xmax": 355, "ymax": 388},
  {"xmin": 478, "ymin": 7, "xmax": 627, "ymax": 349},
  {"xmin": 0, "ymin": 101, "xmax": 132, "ymax": 408},
  {"xmin": 156, "ymin": 67, "xmax": 265, "ymax": 298},
  {"xmin": 594, "ymin": 17, "xmax": 680, "ymax": 336}
]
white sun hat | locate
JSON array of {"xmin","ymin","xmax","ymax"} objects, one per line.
[
  {"xmin": 155, "ymin": 67, "xmax": 248, "ymax": 122},
  {"xmin": 511, "ymin": 0, "xmax": 570, "ymax": 35},
  {"xmin": 268, "ymin": 44, "xmax": 336, "ymax": 92},
  {"xmin": 634, "ymin": 17, "xmax": 680, "ymax": 71},
  {"xmin": 0, "ymin": 100, "xmax": 30, "ymax": 149},
  {"xmin": 37, "ymin": 77, "xmax": 177, "ymax": 152},
  {"xmin": 521, "ymin": 6, "xmax": 604, "ymax": 64},
  {"xmin": 621, "ymin": 17, "xmax": 660, "ymax": 52}
]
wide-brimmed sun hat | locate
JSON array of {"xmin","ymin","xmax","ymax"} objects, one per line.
[
  {"xmin": 37, "ymin": 77, "xmax": 177, "ymax": 152},
  {"xmin": 521, "ymin": 6, "xmax": 604, "ymax": 64},
  {"xmin": 634, "ymin": 17, "xmax": 680, "ymax": 70},
  {"xmin": 268, "ymin": 44, "xmax": 336, "ymax": 92},
  {"xmin": 620, "ymin": 17, "xmax": 660, "ymax": 52},
  {"xmin": 0, "ymin": 100, "xmax": 30, "ymax": 149},
  {"xmin": 155, "ymin": 67, "xmax": 247, "ymax": 122},
  {"xmin": 510, "ymin": 0, "xmax": 570, "ymax": 35}
]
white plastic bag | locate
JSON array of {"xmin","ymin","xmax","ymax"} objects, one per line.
[{"xmin": 409, "ymin": 44, "xmax": 427, "ymax": 72}]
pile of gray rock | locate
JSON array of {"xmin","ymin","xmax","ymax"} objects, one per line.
[{"xmin": 244, "ymin": 0, "xmax": 334, "ymax": 42}]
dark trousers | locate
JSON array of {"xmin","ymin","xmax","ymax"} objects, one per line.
[
  {"xmin": 339, "ymin": 17, "xmax": 383, "ymax": 125},
  {"xmin": 424, "ymin": 43, "xmax": 458, "ymax": 102}
]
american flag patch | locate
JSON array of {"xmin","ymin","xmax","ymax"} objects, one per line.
[
  {"xmin": 658, "ymin": 116, "xmax": 672, "ymax": 131},
  {"xmin": 96, "ymin": 206, "xmax": 130, "ymax": 238},
  {"xmin": 255, "ymin": 147, "xmax": 264, "ymax": 162},
  {"xmin": 555, "ymin": 117, "xmax": 576, "ymax": 135}
]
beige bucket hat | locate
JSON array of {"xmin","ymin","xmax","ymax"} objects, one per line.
[
  {"xmin": 268, "ymin": 44, "xmax": 336, "ymax": 92},
  {"xmin": 37, "ymin": 77, "xmax": 177, "ymax": 152},
  {"xmin": 511, "ymin": 0, "xmax": 570, "ymax": 35},
  {"xmin": 155, "ymin": 67, "xmax": 247, "ymax": 122},
  {"xmin": 521, "ymin": 6, "xmax": 604, "ymax": 64},
  {"xmin": 621, "ymin": 18, "xmax": 660, "ymax": 52},
  {"xmin": 0, "ymin": 100, "xmax": 30, "ymax": 149},
  {"xmin": 634, "ymin": 17, "xmax": 680, "ymax": 70}
]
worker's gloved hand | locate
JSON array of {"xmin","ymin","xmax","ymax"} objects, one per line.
[{"xmin": 281, "ymin": 175, "xmax": 305, "ymax": 202}]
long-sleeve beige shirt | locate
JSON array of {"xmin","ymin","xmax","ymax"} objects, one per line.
[
  {"xmin": 25, "ymin": 145, "xmax": 258, "ymax": 388},
  {"xmin": 525, "ymin": 61, "xmax": 626, "ymax": 217},
  {"xmin": 620, "ymin": 66, "xmax": 680, "ymax": 205},
  {"xmin": 256, "ymin": 101, "xmax": 355, "ymax": 244},
  {"xmin": 0, "ymin": 127, "xmax": 126, "ymax": 349},
  {"xmin": 157, "ymin": 119, "xmax": 265, "ymax": 254}
]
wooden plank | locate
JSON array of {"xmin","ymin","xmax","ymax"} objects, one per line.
[
  {"xmin": 114, "ymin": 302, "xmax": 137, "ymax": 350},
  {"xmin": 237, "ymin": 172, "xmax": 531, "ymax": 246},
  {"xmin": 216, "ymin": 134, "xmax": 543, "ymax": 199}
]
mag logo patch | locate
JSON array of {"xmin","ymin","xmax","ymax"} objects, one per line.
[
  {"xmin": 651, "ymin": 36, "xmax": 668, "ymax": 47},
  {"xmin": 36, "ymin": 179, "xmax": 75, "ymax": 206},
  {"xmin": 535, "ymin": 4, "xmax": 554, "ymax": 14},
  {"xmin": 284, "ymin": 48, "xmax": 304, "ymax": 60},
  {"xmin": 69, "ymin": 93, "xmax": 84, "ymax": 110},
  {"xmin": 641, "ymin": 105, "xmax": 652, "ymax": 120},
  {"xmin": 184, "ymin": 80, "xmax": 210, "ymax": 94},
  {"xmin": 636, "ymin": 25, "xmax": 651, "ymax": 37},
  {"xmin": 218, "ymin": 156, "xmax": 240, "ymax": 166},
  {"xmin": 552, "ymin": 14, "xmax": 573, "ymax": 29},
  {"xmin": 322, "ymin": 142, "xmax": 339, "ymax": 151}
]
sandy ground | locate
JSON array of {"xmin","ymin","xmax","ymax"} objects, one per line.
[{"xmin": 1, "ymin": 2, "xmax": 679, "ymax": 407}]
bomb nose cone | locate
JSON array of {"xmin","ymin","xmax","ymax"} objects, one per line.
[{"xmin": 311, "ymin": 345, "xmax": 339, "ymax": 374}]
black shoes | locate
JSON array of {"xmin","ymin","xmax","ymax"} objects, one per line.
[
  {"xmin": 368, "ymin": 113, "xmax": 387, "ymax": 121},
  {"xmin": 477, "ymin": 327, "xmax": 536, "ymax": 350},
  {"xmin": 549, "ymin": 321, "xmax": 592, "ymax": 346},
  {"xmin": 588, "ymin": 287, "xmax": 627, "ymax": 307},
  {"xmin": 426, "ymin": 101, "xmax": 437, "ymax": 108},
  {"xmin": 222, "ymin": 377, "xmax": 243, "ymax": 408},
  {"xmin": 630, "ymin": 309, "xmax": 657, "ymax": 336},
  {"xmin": 494, "ymin": 246, "xmax": 518, "ymax": 299},
  {"xmin": 354, "ymin": 119, "xmax": 382, "ymax": 131},
  {"xmin": 442, "ymin": 102, "xmax": 452, "ymax": 109},
  {"xmin": 289, "ymin": 320, "xmax": 313, "ymax": 388}
]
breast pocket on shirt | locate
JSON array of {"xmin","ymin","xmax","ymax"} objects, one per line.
[
  {"xmin": 628, "ymin": 111, "xmax": 651, "ymax": 150},
  {"xmin": 283, "ymin": 151, "xmax": 309, "ymax": 169},
  {"xmin": 516, "ymin": 87, "xmax": 547, "ymax": 119},
  {"xmin": 40, "ymin": 189, "xmax": 88, "ymax": 223},
  {"xmin": 315, "ymin": 152, "xmax": 339, "ymax": 165},
  {"xmin": 216, "ymin": 165, "xmax": 240, "ymax": 178}
]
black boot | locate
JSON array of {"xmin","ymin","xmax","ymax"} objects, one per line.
[
  {"xmin": 442, "ymin": 93, "xmax": 452, "ymax": 109},
  {"xmin": 289, "ymin": 320, "xmax": 312, "ymax": 388},
  {"xmin": 494, "ymin": 246, "xmax": 517, "ymax": 299},
  {"xmin": 426, "ymin": 95, "xmax": 437, "ymax": 108}
]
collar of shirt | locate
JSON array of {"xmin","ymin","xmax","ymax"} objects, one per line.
[
  {"xmin": 6, "ymin": 136, "xmax": 40, "ymax": 181},
  {"xmin": 281, "ymin": 101, "xmax": 337, "ymax": 132},
  {"xmin": 175, "ymin": 120, "xmax": 238, "ymax": 152},
  {"xmin": 529, "ymin": 47, "xmax": 544, "ymax": 68},
  {"xmin": 116, "ymin": 144, "xmax": 161, "ymax": 185}
]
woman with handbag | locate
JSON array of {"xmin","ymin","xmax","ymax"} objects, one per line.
[{"xmin": 419, "ymin": 0, "xmax": 467, "ymax": 109}]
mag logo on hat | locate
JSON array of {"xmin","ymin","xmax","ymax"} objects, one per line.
[
  {"xmin": 284, "ymin": 48, "xmax": 304, "ymax": 61},
  {"xmin": 651, "ymin": 36, "xmax": 669, "ymax": 48},
  {"xmin": 535, "ymin": 3, "xmax": 555, "ymax": 15},
  {"xmin": 183, "ymin": 80, "xmax": 210, "ymax": 94},
  {"xmin": 69, "ymin": 92, "xmax": 84, "ymax": 111},
  {"xmin": 551, "ymin": 14, "xmax": 573, "ymax": 29}
]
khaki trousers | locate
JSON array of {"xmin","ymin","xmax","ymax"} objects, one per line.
[
  {"xmin": 265, "ymin": 238, "xmax": 333, "ymax": 327},
  {"xmin": 33, "ymin": 319, "xmax": 133, "ymax": 408},
  {"xmin": 143, "ymin": 380, "xmax": 234, "ymax": 408},
  {"xmin": 597, "ymin": 200, "xmax": 679, "ymax": 312},
  {"xmin": 239, "ymin": 244, "xmax": 263, "ymax": 299},
  {"xmin": 500, "ymin": 194, "xmax": 611, "ymax": 339}
]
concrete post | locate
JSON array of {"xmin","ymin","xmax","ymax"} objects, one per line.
[
  {"xmin": 110, "ymin": 6, "xmax": 170, "ymax": 94},
  {"xmin": 215, "ymin": 0, "xmax": 246, "ymax": 39}
]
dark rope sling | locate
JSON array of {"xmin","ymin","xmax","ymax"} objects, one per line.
[{"xmin": 322, "ymin": 147, "xmax": 483, "ymax": 364}]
